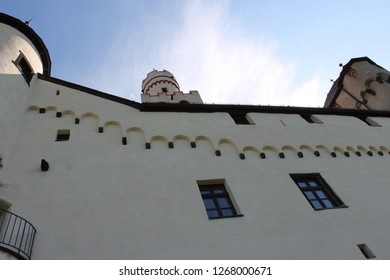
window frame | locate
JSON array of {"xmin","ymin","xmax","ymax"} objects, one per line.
[
  {"xmin": 55, "ymin": 129, "xmax": 70, "ymax": 142},
  {"xmin": 13, "ymin": 52, "xmax": 34, "ymax": 85},
  {"xmin": 290, "ymin": 173, "xmax": 347, "ymax": 211},
  {"xmin": 197, "ymin": 181, "xmax": 243, "ymax": 219}
]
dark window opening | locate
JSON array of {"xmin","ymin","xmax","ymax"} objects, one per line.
[
  {"xmin": 300, "ymin": 114, "xmax": 323, "ymax": 124},
  {"xmin": 197, "ymin": 182, "xmax": 242, "ymax": 219},
  {"xmin": 357, "ymin": 244, "xmax": 376, "ymax": 259},
  {"xmin": 229, "ymin": 112, "xmax": 253, "ymax": 125},
  {"xmin": 358, "ymin": 116, "xmax": 382, "ymax": 127},
  {"xmin": 14, "ymin": 53, "xmax": 34, "ymax": 85},
  {"xmin": 55, "ymin": 129, "xmax": 70, "ymax": 141},
  {"xmin": 161, "ymin": 87, "xmax": 168, "ymax": 93},
  {"xmin": 290, "ymin": 173, "xmax": 347, "ymax": 210}
]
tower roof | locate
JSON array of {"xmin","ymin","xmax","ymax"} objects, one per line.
[{"xmin": 0, "ymin": 12, "xmax": 51, "ymax": 76}]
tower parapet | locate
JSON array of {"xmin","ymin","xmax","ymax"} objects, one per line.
[{"xmin": 141, "ymin": 70, "xmax": 203, "ymax": 104}]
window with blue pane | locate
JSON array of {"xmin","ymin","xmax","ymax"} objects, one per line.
[
  {"xmin": 197, "ymin": 183, "xmax": 241, "ymax": 219},
  {"xmin": 290, "ymin": 173, "xmax": 347, "ymax": 210}
]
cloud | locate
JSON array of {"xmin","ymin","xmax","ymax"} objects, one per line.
[
  {"xmin": 155, "ymin": 0, "xmax": 322, "ymax": 106},
  {"xmin": 87, "ymin": 0, "xmax": 323, "ymax": 107}
]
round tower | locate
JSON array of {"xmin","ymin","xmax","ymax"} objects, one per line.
[
  {"xmin": 142, "ymin": 69, "xmax": 180, "ymax": 96},
  {"xmin": 141, "ymin": 69, "xmax": 203, "ymax": 104},
  {"xmin": 0, "ymin": 13, "xmax": 51, "ymax": 167}
]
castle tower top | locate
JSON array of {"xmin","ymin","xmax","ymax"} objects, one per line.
[
  {"xmin": 141, "ymin": 69, "xmax": 203, "ymax": 104},
  {"xmin": 142, "ymin": 69, "xmax": 180, "ymax": 96}
]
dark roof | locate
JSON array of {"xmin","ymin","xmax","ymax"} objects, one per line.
[
  {"xmin": 38, "ymin": 74, "xmax": 390, "ymax": 121},
  {"xmin": 0, "ymin": 13, "xmax": 51, "ymax": 76},
  {"xmin": 323, "ymin": 57, "xmax": 383, "ymax": 108}
]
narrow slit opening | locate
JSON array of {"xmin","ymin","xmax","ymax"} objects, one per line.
[{"xmin": 357, "ymin": 244, "xmax": 376, "ymax": 259}]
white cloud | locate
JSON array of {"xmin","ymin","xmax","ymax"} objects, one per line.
[
  {"xmin": 87, "ymin": 0, "xmax": 324, "ymax": 107},
  {"xmin": 155, "ymin": 0, "xmax": 322, "ymax": 106},
  {"xmin": 279, "ymin": 76, "xmax": 322, "ymax": 107}
]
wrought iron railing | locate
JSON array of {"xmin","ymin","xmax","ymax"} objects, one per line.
[{"xmin": 0, "ymin": 209, "xmax": 36, "ymax": 260}]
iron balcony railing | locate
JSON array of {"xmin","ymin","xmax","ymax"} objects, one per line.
[{"xmin": 0, "ymin": 208, "xmax": 36, "ymax": 260}]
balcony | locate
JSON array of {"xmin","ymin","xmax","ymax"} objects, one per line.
[{"xmin": 0, "ymin": 209, "xmax": 36, "ymax": 260}]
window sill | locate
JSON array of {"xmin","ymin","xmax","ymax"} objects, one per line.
[
  {"xmin": 209, "ymin": 214, "xmax": 244, "ymax": 220},
  {"xmin": 314, "ymin": 205, "xmax": 349, "ymax": 211}
]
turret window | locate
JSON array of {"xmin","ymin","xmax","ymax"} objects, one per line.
[{"xmin": 14, "ymin": 52, "xmax": 34, "ymax": 85}]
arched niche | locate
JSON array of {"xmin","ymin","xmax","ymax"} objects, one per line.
[
  {"xmin": 300, "ymin": 145, "xmax": 316, "ymax": 158},
  {"xmin": 27, "ymin": 105, "xmax": 40, "ymax": 112},
  {"xmin": 195, "ymin": 136, "xmax": 215, "ymax": 155},
  {"xmin": 46, "ymin": 105, "xmax": 57, "ymax": 111},
  {"xmin": 79, "ymin": 112, "xmax": 99, "ymax": 130},
  {"xmin": 262, "ymin": 145, "xmax": 280, "ymax": 158},
  {"xmin": 316, "ymin": 145, "xmax": 333, "ymax": 157},
  {"xmin": 150, "ymin": 135, "xmax": 169, "ymax": 149},
  {"xmin": 347, "ymin": 146, "xmax": 357, "ymax": 153},
  {"xmin": 357, "ymin": 145, "xmax": 368, "ymax": 153},
  {"xmin": 103, "ymin": 121, "xmax": 122, "ymax": 143},
  {"xmin": 218, "ymin": 138, "xmax": 240, "ymax": 159},
  {"xmin": 369, "ymin": 146, "xmax": 383, "ymax": 156},
  {"xmin": 282, "ymin": 145, "xmax": 298, "ymax": 158},
  {"xmin": 368, "ymin": 146, "xmax": 378, "ymax": 153},
  {"xmin": 380, "ymin": 146, "xmax": 390, "ymax": 154},
  {"xmin": 126, "ymin": 127, "xmax": 146, "ymax": 149},
  {"xmin": 45, "ymin": 106, "xmax": 57, "ymax": 116},
  {"xmin": 334, "ymin": 146, "xmax": 350, "ymax": 157},
  {"xmin": 62, "ymin": 110, "xmax": 75, "ymax": 118},
  {"xmin": 243, "ymin": 146, "xmax": 260, "ymax": 160},
  {"xmin": 173, "ymin": 135, "xmax": 192, "ymax": 150},
  {"xmin": 60, "ymin": 110, "xmax": 76, "ymax": 122},
  {"xmin": 357, "ymin": 145, "xmax": 373, "ymax": 156}
]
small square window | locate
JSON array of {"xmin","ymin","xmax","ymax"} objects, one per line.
[
  {"xmin": 300, "ymin": 114, "xmax": 323, "ymax": 124},
  {"xmin": 197, "ymin": 181, "xmax": 243, "ymax": 219},
  {"xmin": 14, "ymin": 52, "xmax": 34, "ymax": 85},
  {"xmin": 161, "ymin": 87, "xmax": 168, "ymax": 93},
  {"xmin": 56, "ymin": 129, "xmax": 70, "ymax": 141},
  {"xmin": 290, "ymin": 173, "xmax": 347, "ymax": 210},
  {"xmin": 229, "ymin": 112, "xmax": 254, "ymax": 125}
]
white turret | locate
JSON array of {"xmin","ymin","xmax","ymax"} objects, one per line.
[{"xmin": 141, "ymin": 69, "xmax": 203, "ymax": 104}]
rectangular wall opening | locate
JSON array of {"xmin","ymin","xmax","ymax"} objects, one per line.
[
  {"xmin": 56, "ymin": 129, "xmax": 70, "ymax": 141},
  {"xmin": 357, "ymin": 244, "xmax": 376, "ymax": 259},
  {"xmin": 229, "ymin": 112, "xmax": 254, "ymax": 125}
]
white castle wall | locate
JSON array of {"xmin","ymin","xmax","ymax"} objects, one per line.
[
  {"xmin": 2, "ymin": 14, "xmax": 390, "ymax": 260},
  {"xmin": 1, "ymin": 75, "xmax": 390, "ymax": 259}
]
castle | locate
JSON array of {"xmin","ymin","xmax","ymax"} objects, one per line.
[{"xmin": 1, "ymin": 12, "xmax": 390, "ymax": 260}]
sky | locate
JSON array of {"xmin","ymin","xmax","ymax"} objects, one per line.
[{"xmin": 2, "ymin": 0, "xmax": 390, "ymax": 107}]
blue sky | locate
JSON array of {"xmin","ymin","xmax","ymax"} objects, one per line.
[{"xmin": 3, "ymin": 0, "xmax": 390, "ymax": 107}]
